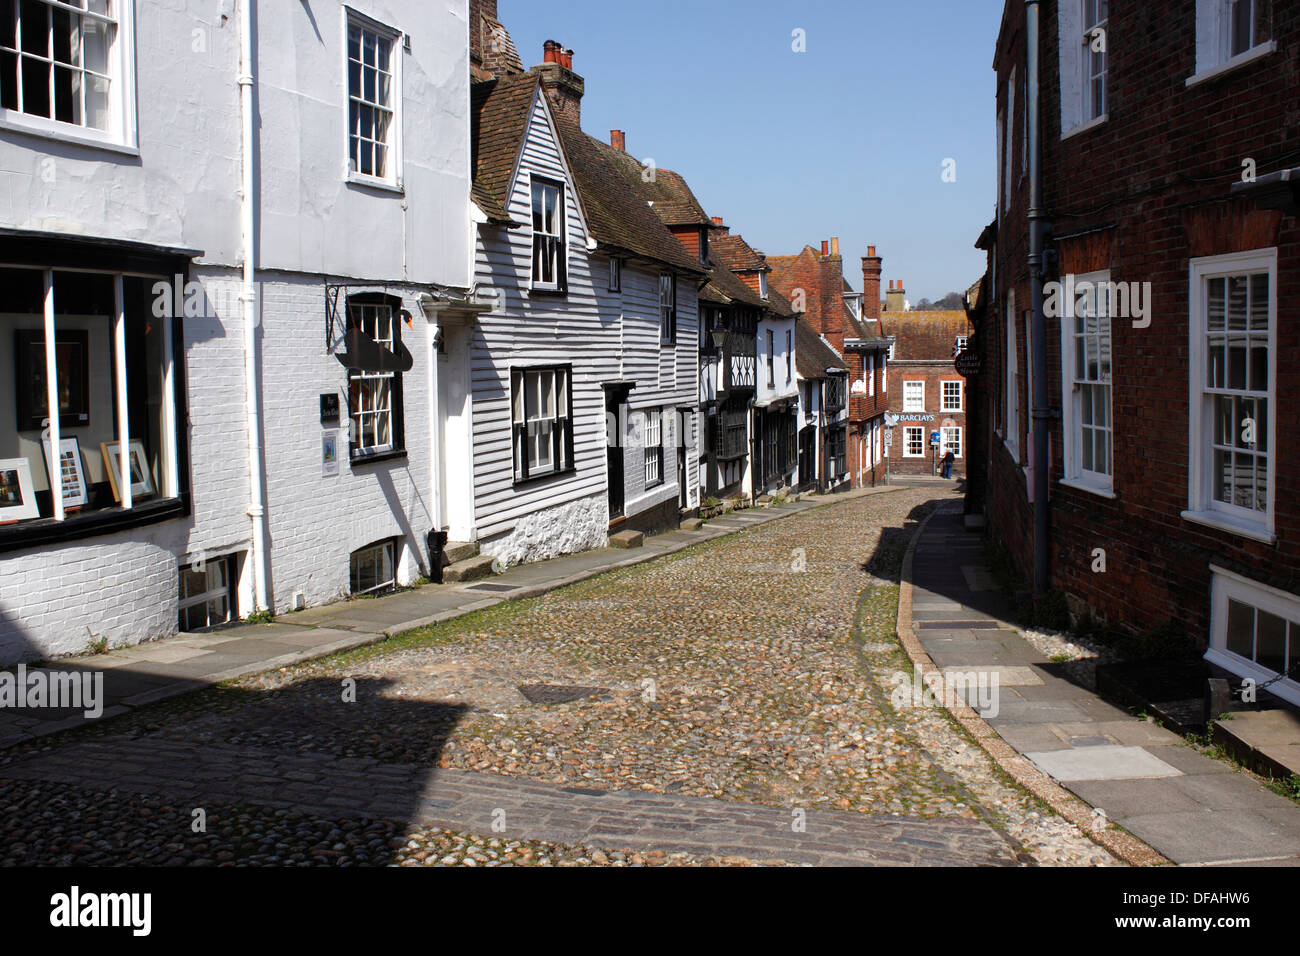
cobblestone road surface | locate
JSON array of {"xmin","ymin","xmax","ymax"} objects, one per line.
[{"xmin": 0, "ymin": 488, "xmax": 1116, "ymax": 866}]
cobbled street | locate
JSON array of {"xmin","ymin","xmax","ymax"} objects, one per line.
[{"xmin": 0, "ymin": 489, "xmax": 1115, "ymax": 866}]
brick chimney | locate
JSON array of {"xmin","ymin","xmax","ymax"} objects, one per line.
[
  {"xmin": 610, "ymin": 130, "xmax": 625, "ymax": 151},
  {"xmin": 711, "ymin": 216, "xmax": 729, "ymax": 235},
  {"xmin": 861, "ymin": 245, "xmax": 882, "ymax": 321},
  {"xmin": 533, "ymin": 41, "xmax": 584, "ymax": 123},
  {"xmin": 886, "ymin": 279, "xmax": 906, "ymax": 313}
]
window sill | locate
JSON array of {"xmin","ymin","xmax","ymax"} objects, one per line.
[
  {"xmin": 350, "ymin": 449, "xmax": 408, "ymax": 468},
  {"xmin": 0, "ymin": 112, "xmax": 139, "ymax": 157},
  {"xmin": 1181, "ymin": 508, "xmax": 1276, "ymax": 545},
  {"xmin": 528, "ymin": 287, "xmax": 568, "ymax": 298},
  {"xmin": 0, "ymin": 497, "xmax": 186, "ymax": 555},
  {"xmin": 1061, "ymin": 113, "xmax": 1109, "ymax": 142},
  {"xmin": 1186, "ymin": 42, "xmax": 1278, "ymax": 88},
  {"xmin": 1003, "ymin": 437, "xmax": 1019, "ymax": 464},
  {"xmin": 346, "ymin": 173, "xmax": 404, "ymax": 195},
  {"xmin": 513, "ymin": 466, "xmax": 577, "ymax": 490},
  {"xmin": 1059, "ymin": 476, "xmax": 1116, "ymax": 499},
  {"xmin": 1204, "ymin": 647, "xmax": 1300, "ymax": 708}
]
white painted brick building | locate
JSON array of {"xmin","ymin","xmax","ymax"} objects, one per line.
[{"xmin": 0, "ymin": 1, "xmax": 473, "ymax": 663}]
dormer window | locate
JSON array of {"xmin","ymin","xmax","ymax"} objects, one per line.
[{"xmin": 759, "ymin": 273, "xmax": 768, "ymax": 300}]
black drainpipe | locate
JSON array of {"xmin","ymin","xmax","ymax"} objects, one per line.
[{"xmin": 1026, "ymin": 0, "xmax": 1051, "ymax": 596}]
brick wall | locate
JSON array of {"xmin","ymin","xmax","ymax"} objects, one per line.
[{"xmin": 982, "ymin": 0, "xmax": 1300, "ymax": 641}]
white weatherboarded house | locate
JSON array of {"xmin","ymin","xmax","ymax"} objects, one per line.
[{"xmin": 464, "ymin": 35, "xmax": 705, "ymax": 568}]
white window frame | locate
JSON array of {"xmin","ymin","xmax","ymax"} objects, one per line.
[
  {"xmin": 0, "ymin": 0, "xmax": 138, "ymax": 152},
  {"xmin": 903, "ymin": 426, "xmax": 925, "ymax": 458},
  {"xmin": 643, "ymin": 407, "xmax": 663, "ymax": 488},
  {"xmin": 941, "ymin": 426, "xmax": 963, "ymax": 459},
  {"xmin": 1060, "ymin": 269, "xmax": 1115, "ymax": 497},
  {"xmin": 1005, "ymin": 290, "xmax": 1019, "ymax": 462},
  {"xmin": 179, "ymin": 555, "xmax": 235, "ymax": 632},
  {"xmin": 1184, "ymin": 248, "xmax": 1277, "ymax": 542},
  {"xmin": 350, "ymin": 539, "xmax": 397, "ymax": 596},
  {"xmin": 1058, "ymin": 0, "xmax": 1109, "ymax": 138},
  {"xmin": 996, "ymin": 105, "xmax": 1005, "ymax": 223},
  {"xmin": 1081, "ymin": 0, "xmax": 1107, "ymax": 123},
  {"xmin": 1206, "ymin": 566, "xmax": 1300, "ymax": 707},
  {"xmin": 530, "ymin": 175, "xmax": 565, "ymax": 291},
  {"xmin": 867, "ymin": 354, "xmax": 875, "ymax": 396},
  {"xmin": 1189, "ymin": 0, "xmax": 1277, "ymax": 85},
  {"xmin": 785, "ymin": 328, "xmax": 792, "ymax": 384},
  {"xmin": 955, "ymin": 335, "xmax": 969, "ymax": 356},
  {"xmin": 902, "ymin": 380, "xmax": 925, "ymax": 413},
  {"xmin": 941, "ymin": 380, "xmax": 963, "ymax": 412},
  {"xmin": 344, "ymin": 9, "xmax": 403, "ymax": 190}
]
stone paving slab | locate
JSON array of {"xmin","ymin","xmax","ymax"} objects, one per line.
[
  {"xmin": 1024, "ymin": 745, "xmax": 1183, "ymax": 782},
  {"xmin": 902, "ymin": 504, "xmax": 1300, "ymax": 866}
]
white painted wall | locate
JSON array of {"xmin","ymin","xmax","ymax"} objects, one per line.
[{"xmin": 0, "ymin": 1, "xmax": 473, "ymax": 662}]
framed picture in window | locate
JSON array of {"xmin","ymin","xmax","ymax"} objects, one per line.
[
  {"xmin": 0, "ymin": 458, "xmax": 40, "ymax": 523},
  {"xmin": 14, "ymin": 330, "xmax": 90, "ymax": 432},
  {"xmin": 41, "ymin": 437, "xmax": 89, "ymax": 511},
  {"xmin": 100, "ymin": 440, "xmax": 155, "ymax": 502}
]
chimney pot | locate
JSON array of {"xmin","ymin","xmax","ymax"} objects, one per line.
[
  {"xmin": 830, "ymin": 237, "xmax": 840, "ymax": 256},
  {"xmin": 821, "ymin": 240, "xmax": 830, "ymax": 256},
  {"xmin": 610, "ymin": 129, "xmax": 625, "ymax": 151},
  {"xmin": 543, "ymin": 40, "xmax": 560, "ymax": 64},
  {"xmin": 710, "ymin": 216, "xmax": 724, "ymax": 226},
  {"xmin": 867, "ymin": 245, "xmax": 876, "ymax": 257}
]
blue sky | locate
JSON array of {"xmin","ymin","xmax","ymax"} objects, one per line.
[{"xmin": 498, "ymin": 0, "xmax": 1001, "ymax": 303}]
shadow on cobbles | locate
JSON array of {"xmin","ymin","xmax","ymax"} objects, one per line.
[{"xmin": 0, "ymin": 677, "xmax": 468, "ymax": 866}]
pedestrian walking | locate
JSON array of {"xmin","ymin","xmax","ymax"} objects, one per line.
[{"xmin": 941, "ymin": 449, "xmax": 955, "ymax": 479}]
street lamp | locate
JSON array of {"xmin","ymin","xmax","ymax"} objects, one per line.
[{"xmin": 710, "ymin": 327, "xmax": 727, "ymax": 352}]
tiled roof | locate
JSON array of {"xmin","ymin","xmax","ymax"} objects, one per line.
[
  {"xmin": 795, "ymin": 317, "xmax": 844, "ymax": 378},
  {"xmin": 557, "ymin": 120, "xmax": 706, "ymax": 274},
  {"xmin": 470, "ymin": 72, "xmax": 706, "ymax": 274},
  {"xmin": 877, "ymin": 309, "xmax": 973, "ymax": 361},
  {"xmin": 470, "ymin": 73, "xmax": 538, "ymax": 225},
  {"xmin": 711, "ymin": 234, "xmax": 770, "ymax": 273},
  {"xmin": 765, "ymin": 284, "xmax": 796, "ymax": 319},
  {"xmin": 701, "ymin": 262, "xmax": 765, "ymax": 308}
]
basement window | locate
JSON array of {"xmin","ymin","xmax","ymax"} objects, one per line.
[
  {"xmin": 351, "ymin": 539, "xmax": 397, "ymax": 596},
  {"xmin": 179, "ymin": 554, "xmax": 238, "ymax": 632},
  {"xmin": 1207, "ymin": 567, "xmax": 1300, "ymax": 707}
]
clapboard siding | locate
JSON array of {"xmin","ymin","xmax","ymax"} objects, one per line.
[{"xmin": 471, "ymin": 87, "xmax": 701, "ymax": 545}]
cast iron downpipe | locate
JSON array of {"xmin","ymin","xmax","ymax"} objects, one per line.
[{"xmin": 1026, "ymin": 0, "xmax": 1051, "ymax": 596}]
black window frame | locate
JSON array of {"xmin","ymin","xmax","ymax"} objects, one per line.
[
  {"xmin": 659, "ymin": 273, "xmax": 677, "ymax": 343},
  {"xmin": 345, "ymin": 291, "xmax": 406, "ymax": 465},
  {"xmin": 607, "ymin": 256, "xmax": 621, "ymax": 292},
  {"xmin": 767, "ymin": 329, "xmax": 775, "ymax": 386},
  {"xmin": 0, "ymin": 231, "xmax": 194, "ymax": 555},
  {"xmin": 511, "ymin": 364, "xmax": 575, "ymax": 486}
]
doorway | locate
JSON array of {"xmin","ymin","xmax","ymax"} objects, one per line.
[{"xmin": 605, "ymin": 386, "xmax": 625, "ymax": 523}]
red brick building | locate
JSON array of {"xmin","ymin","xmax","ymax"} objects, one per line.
[
  {"xmin": 877, "ymin": 279, "xmax": 973, "ymax": 478},
  {"xmin": 970, "ymin": 0, "xmax": 1300, "ymax": 704},
  {"xmin": 767, "ymin": 240, "xmax": 891, "ymax": 489}
]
